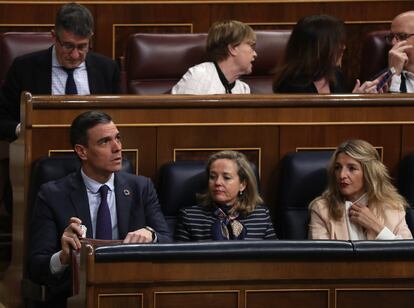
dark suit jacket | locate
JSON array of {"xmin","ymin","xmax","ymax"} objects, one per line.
[
  {"xmin": 28, "ymin": 170, "xmax": 171, "ymax": 303},
  {"xmin": 0, "ymin": 46, "xmax": 120, "ymax": 141}
]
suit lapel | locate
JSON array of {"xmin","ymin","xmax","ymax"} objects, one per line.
[
  {"xmin": 114, "ymin": 172, "xmax": 133, "ymax": 239},
  {"xmin": 86, "ymin": 53, "xmax": 99, "ymax": 93},
  {"xmin": 35, "ymin": 47, "xmax": 53, "ymax": 94},
  {"xmin": 333, "ymin": 217, "xmax": 350, "ymax": 240},
  {"xmin": 69, "ymin": 172, "xmax": 94, "ymax": 238}
]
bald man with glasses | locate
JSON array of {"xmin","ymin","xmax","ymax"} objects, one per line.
[
  {"xmin": 0, "ymin": 2, "xmax": 120, "ymax": 142},
  {"xmin": 387, "ymin": 11, "xmax": 414, "ymax": 93}
]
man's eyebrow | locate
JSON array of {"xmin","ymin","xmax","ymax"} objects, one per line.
[
  {"xmin": 97, "ymin": 131, "xmax": 121, "ymax": 143},
  {"xmin": 97, "ymin": 136, "xmax": 111, "ymax": 144}
]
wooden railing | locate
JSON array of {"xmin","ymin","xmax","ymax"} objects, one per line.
[{"xmin": 68, "ymin": 240, "xmax": 414, "ymax": 308}]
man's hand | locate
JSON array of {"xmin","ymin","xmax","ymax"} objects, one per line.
[
  {"xmin": 349, "ymin": 202, "xmax": 384, "ymax": 235},
  {"xmin": 15, "ymin": 123, "xmax": 21, "ymax": 138},
  {"xmin": 388, "ymin": 40, "xmax": 413, "ymax": 75},
  {"xmin": 59, "ymin": 217, "xmax": 83, "ymax": 265},
  {"xmin": 123, "ymin": 228, "xmax": 153, "ymax": 243},
  {"xmin": 352, "ymin": 79, "xmax": 379, "ymax": 93}
]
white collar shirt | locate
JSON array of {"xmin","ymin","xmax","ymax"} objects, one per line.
[
  {"xmin": 51, "ymin": 45, "xmax": 90, "ymax": 95},
  {"xmin": 389, "ymin": 70, "xmax": 414, "ymax": 93}
]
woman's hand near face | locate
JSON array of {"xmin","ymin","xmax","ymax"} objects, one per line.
[
  {"xmin": 348, "ymin": 202, "xmax": 384, "ymax": 235},
  {"xmin": 352, "ymin": 79, "xmax": 380, "ymax": 94}
]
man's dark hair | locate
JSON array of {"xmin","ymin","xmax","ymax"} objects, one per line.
[
  {"xmin": 55, "ymin": 2, "xmax": 94, "ymax": 38},
  {"xmin": 70, "ymin": 111, "xmax": 112, "ymax": 148}
]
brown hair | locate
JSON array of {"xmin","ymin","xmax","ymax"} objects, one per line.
[{"xmin": 206, "ymin": 20, "xmax": 256, "ymax": 62}]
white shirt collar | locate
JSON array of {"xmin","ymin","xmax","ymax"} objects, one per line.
[
  {"xmin": 403, "ymin": 70, "xmax": 414, "ymax": 79},
  {"xmin": 80, "ymin": 169, "xmax": 115, "ymax": 193}
]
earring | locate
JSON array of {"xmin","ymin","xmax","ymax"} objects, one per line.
[{"xmin": 239, "ymin": 190, "xmax": 243, "ymax": 196}]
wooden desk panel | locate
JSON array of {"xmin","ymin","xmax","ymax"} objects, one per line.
[
  {"xmin": 3, "ymin": 93, "xmax": 414, "ymax": 307},
  {"xmin": 402, "ymin": 125, "xmax": 414, "ymax": 157},
  {"xmin": 67, "ymin": 242, "xmax": 414, "ymax": 308},
  {"xmin": 279, "ymin": 124, "xmax": 402, "ymax": 175}
]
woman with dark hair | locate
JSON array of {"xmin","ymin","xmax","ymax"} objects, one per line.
[
  {"xmin": 175, "ymin": 150, "xmax": 276, "ymax": 241},
  {"xmin": 309, "ymin": 139, "xmax": 412, "ymax": 240},
  {"xmin": 273, "ymin": 15, "xmax": 379, "ymax": 94}
]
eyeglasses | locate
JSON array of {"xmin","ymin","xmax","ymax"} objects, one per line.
[
  {"xmin": 56, "ymin": 36, "xmax": 89, "ymax": 53},
  {"xmin": 385, "ymin": 32, "xmax": 414, "ymax": 44}
]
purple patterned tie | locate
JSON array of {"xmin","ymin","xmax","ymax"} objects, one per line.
[{"xmin": 95, "ymin": 185, "xmax": 112, "ymax": 240}]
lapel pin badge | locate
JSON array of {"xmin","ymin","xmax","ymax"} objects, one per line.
[{"xmin": 123, "ymin": 189, "xmax": 130, "ymax": 196}]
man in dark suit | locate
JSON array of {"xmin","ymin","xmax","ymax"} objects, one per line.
[
  {"xmin": 0, "ymin": 2, "xmax": 120, "ymax": 141},
  {"xmin": 388, "ymin": 11, "xmax": 414, "ymax": 93},
  {"xmin": 28, "ymin": 111, "xmax": 172, "ymax": 306}
]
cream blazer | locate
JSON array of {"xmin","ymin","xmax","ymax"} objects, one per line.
[{"xmin": 308, "ymin": 198, "xmax": 413, "ymax": 240}]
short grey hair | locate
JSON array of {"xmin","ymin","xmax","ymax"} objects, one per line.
[{"xmin": 55, "ymin": 2, "xmax": 94, "ymax": 38}]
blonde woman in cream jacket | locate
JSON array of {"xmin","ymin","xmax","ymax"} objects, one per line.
[{"xmin": 309, "ymin": 139, "xmax": 412, "ymax": 240}]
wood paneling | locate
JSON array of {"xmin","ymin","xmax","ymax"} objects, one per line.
[
  {"xmin": 66, "ymin": 241, "xmax": 414, "ymax": 308},
  {"xmin": 117, "ymin": 127, "xmax": 157, "ymax": 177},
  {"xmin": 157, "ymin": 125, "xmax": 279, "ymax": 201},
  {"xmin": 113, "ymin": 23, "xmax": 193, "ymax": 59},
  {"xmin": 30, "ymin": 126, "xmax": 156, "ymax": 177},
  {"xmin": 336, "ymin": 289, "xmax": 414, "ymax": 308},
  {"xmin": 279, "ymin": 125, "xmax": 402, "ymax": 176},
  {"xmin": 402, "ymin": 125, "xmax": 414, "ymax": 157},
  {"xmin": 246, "ymin": 289, "xmax": 329, "ymax": 308},
  {"xmin": 155, "ymin": 291, "xmax": 239, "ymax": 308},
  {"xmin": 98, "ymin": 293, "xmax": 143, "ymax": 308},
  {"xmin": 173, "ymin": 148, "xmax": 260, "ymax": 166}
]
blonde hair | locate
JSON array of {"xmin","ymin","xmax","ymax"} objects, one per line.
[
  {"xmin": 197, "ymin": 150, "xmax": 263, "ymax": 216},
  {"xmin": 206, "ymin": 20, "xmax": 256, "ymax": 62},
  {"xmin": 312, "ymin": 139, "xmax": 407, "ymax": 220}
]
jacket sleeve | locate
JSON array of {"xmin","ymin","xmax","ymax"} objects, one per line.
[
  {"xmin": 0, "ymin": 58, "xmax": 22, "ymax": 141},
  {"xmin": 391, "ymin": 209, "xmax": 413, "ymax": 239},
  {"xmin": 141, "ymin": 178, "xmax": 173, "ymax": 243},
  {"xmin": 28, "ymin": 183, "xmax": 70, "ymax": 286},
  {"xmin": 308, "ymin": 199, "xmax": 331, "ymax": 240}
]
